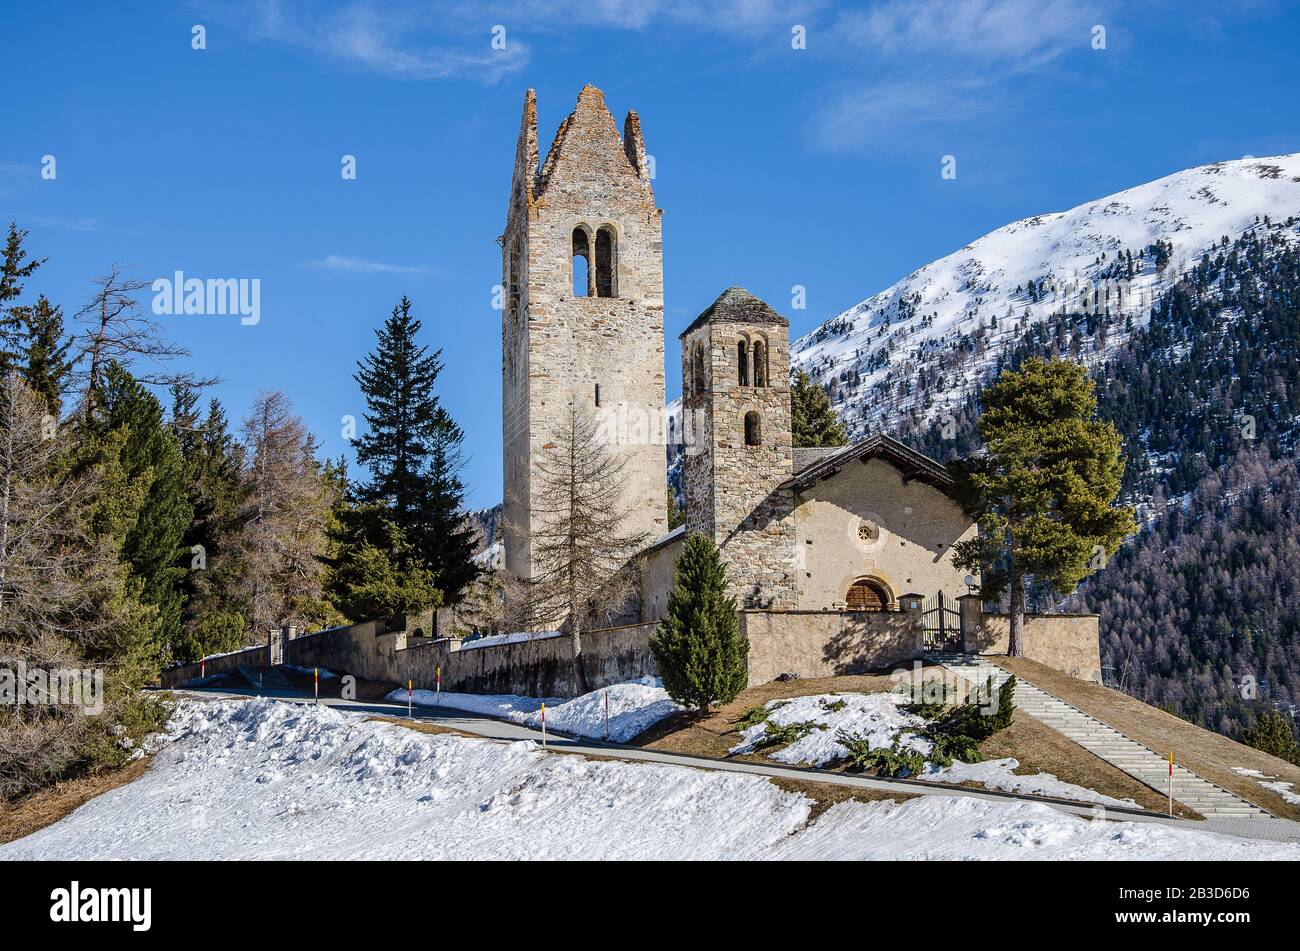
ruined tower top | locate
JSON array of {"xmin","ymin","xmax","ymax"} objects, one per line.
[{"xmin": 507, "ymin": 85, "xmax": 655, "ymax": 229}]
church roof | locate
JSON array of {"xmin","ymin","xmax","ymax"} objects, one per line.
[
  {"xmin": 782, "ymin": 434, "xmax": 956, "ymax": 496},
  {"xmin": 679, "ymin": 286, "xmax": 789, "ymax": 339}
]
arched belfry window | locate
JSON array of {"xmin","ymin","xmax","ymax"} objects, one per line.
[
  {"xmin": 572, "ymin": 227, "xmax": 593, "ymax": 297},
  {"xmin": 692, "ymin": 344, "xmax": 706, "ymax": 395},
  {"xmin": 595, "ymin": 226, "xmax": 617, "ymax": 298},
  {"xmin": 737, "ymin": 340, "xmax": 749, "ymax": 386},
  {"xmin": 744, "ymin": 411, "xmax": 762, "ymax": 446},
  {"xmin": 752, "ymin": 340, "xmax": 767, "ymax": 387}
]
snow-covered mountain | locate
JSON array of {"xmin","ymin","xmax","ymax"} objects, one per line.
[{"xmin": 793, "ymin": 154, "xmax": 1300, "ymax": 436}]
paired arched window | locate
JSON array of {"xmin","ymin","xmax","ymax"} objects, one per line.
[
  {"xmin": 752, "ymin": 340, "xmax": 767, "ymax": 387},
  {"xmin": 571, "ymin": 224, "xmax": 618, "ymax": 298},
  {"xmin": 744, "ymin": 411, "xmax": 762, "ymax": 446},
  {"xmin": 572, "ymin": 227, "xmax": 591, "ymax": 297},
  {"xmin": 595, "ymin": 226, "xmax": 617, "ymax": 297},
  {"xmin": 737, "ymin": 340, "xmax": 749, "ymax": 386}
]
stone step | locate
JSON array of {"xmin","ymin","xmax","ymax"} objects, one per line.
[{"xmin": 930, "ymin": 653, "xmax": 1270, "ymax": 819}]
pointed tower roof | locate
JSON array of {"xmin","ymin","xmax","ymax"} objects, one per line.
[{"xmin": 679, "ymin": 287, "xmax": 790, "ymax": 338}]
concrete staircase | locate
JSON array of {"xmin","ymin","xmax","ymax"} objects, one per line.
[
  {"xmin": 236, "ymin": 665, "xmax": 295, "ymax": 692},
  {"xmin": 927, "ymin": 653, "xmax": 1272, "ymax": 819}
]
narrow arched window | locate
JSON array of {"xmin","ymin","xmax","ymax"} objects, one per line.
[
  {"xmin": 744, "ymin": 411, "xmax": 761, "ymax": 446},
  {"xmin": 572, "ymin": 227, "xmax": 592, "ymax": 297},
  {"xmin": 595, "ymin": 226, "xmax": 617, "ymax": 297},
  {"xmin": 737, "ymin": 340, "xmax": 749, "ymax": 386},
  {"xmin": 752, "ymin": 340, "xmax": 767, "ymax": 387},
  {"xmin": 693, "ymin": 344, "xmax": 705, "ymax": 395}
]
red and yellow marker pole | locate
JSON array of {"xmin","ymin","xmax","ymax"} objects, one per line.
[
  {"xmin": 541, "ymin": 702, "xmax": 547, "ymax": 749},
  {"xmin": 408, "ymin": 679, "xmax": 413, "ymax": 719},
  {"xmin": 1168, "ymin": 752, "xmax": 1174, "ymax": 816},
  {"xmin": 314, "ymin": 667, "xmax": 319, "ymax": 705},
  {"xmin": 436, "ymin": 666, "xmax": 442, "ymax": 707},
  {"xmin": 201, "ymin": 659, "xmax": 205, "ymax": 680}
]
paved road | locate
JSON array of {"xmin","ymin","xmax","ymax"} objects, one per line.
[{"xmin": 167, "ymin": 686, "xmax": 1300, "ymax": 844}]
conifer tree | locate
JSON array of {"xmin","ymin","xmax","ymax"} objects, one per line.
[
  {"xmin": 791, "ymin": 369, "xmax": 848, "ymax": 448},
  {"xmin": 531, "ymin": 400, "xmax": 648, "ymax": 692},
  {"xmin": 649, "ymin": 533, "xmax": 748, "ymax": 713},
  {"xmin": 352, "ymin": 296, "xmax": 476, "ymax": 605},
  {"xmin": 1242, "ymin": 710, "xmax": 1300, "ymax": 766},
  {"xmin": 0, "ymin": 223, "xmax": 44, "ymax": 373},
  {"xmin": 89, "ymin": 364, "xmax": 193, "ymax": 661},
  {"xmin": 20, "ymin": 295, "xmax": 73, "ymax": 414},
  {"xmin": 954, "ymin": 358, "xmax": 1136, "ymax": 656}
]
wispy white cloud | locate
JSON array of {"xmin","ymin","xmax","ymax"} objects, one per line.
[
  {"xmin": 198, "ymin": 0, "xmax": 529, "ymax": 82},
  {"xmin": 809, "ymin": 0, "xmax": 1111, "ymax": 154},
  {"xmin": 834, "ymin": 0, "xmax": 1104, "ymax": 67},
  {"xmin": 305, "ymin": 254, "xmax": 433, "ymax": 274},
  {"xmin": 197, "ymin": 0, "xmax": 821, "ymax": 81}
]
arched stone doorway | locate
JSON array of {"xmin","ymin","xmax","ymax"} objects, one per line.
[{"xmin": 846, "ymin": 577, "xmax": 892, "ymax": 612}]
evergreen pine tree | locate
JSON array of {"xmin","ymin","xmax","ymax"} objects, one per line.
[
  {"xmin": 791, "ymin": 369, "xmax": 849, "ymax": 447},
  {"xmin": 20, "ymin": 295, "xmax": 73, "ymax": 413},
  {"xmin": 954, "ymin": 358, "xmax": 1136, "ymax": 656},
  {"xmin": 1242, "ymin": 710, "xmax": 1300, "ymax": 766},
  {"xmin": 0, "ymin": 223, "xmax": 45, "ymax": 373},
  {"xmin": 649, "ymin": 533, "xmax": 748, "ymax": 713},
  {"xmin": 89, "ymin": 364, "xmax": 193, "ymax": 661},
  {"xmin": 666, "ymin": 484, "xmax": 684, "ymax": 530},
  {"xmin": 352, "ymin": 296, "xmax": 477, "ymax": 604}
]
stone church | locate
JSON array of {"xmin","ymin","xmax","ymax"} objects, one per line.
[{"xmin": 501, "ymin": 85, "xmax": 977, "ymax": 637}]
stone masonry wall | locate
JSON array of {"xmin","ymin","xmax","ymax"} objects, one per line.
[
  {"xmin": 682, "ymin": 315, "xmax": 798, "ymax": 609},
  {"xmin": 503, "ymin": 86, "xmax": 667, "ymax": 585}
]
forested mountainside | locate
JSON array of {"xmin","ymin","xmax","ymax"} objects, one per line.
[{"xmin": 896, "ymin": 219, "xmax": 1300, "ymax": 740}]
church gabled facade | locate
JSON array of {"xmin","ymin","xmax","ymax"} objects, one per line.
[{"xmin": 503, "ymin": 86, "xmax": 976, "ymax": 626}]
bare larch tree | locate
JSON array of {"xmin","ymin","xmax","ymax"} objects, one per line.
[
  {"xmin": 529, "ymin": 399, "xmax": 648, "ymax": 693},
  {"xmin": 225, "ymin": 390, "xmax": 333, "ymax": 640}
]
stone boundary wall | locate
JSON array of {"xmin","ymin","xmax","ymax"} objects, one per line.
[
  {"xmin": 161, "ymin": 642, "xmax": 268, "ymax": 687},
  {"xmin": 163, "ymin": 618, "xmax": 656, "ymax": 699},
  {"xmin": 958, "ymin": 596, "xmax": 1101, "ymax": 682},
  {"xmin": 741, "ymin": 609, "xmax": 923, "ymax": 684},
  {"xmin": 163, "ymin": 598, "xmax": 1102, "ymax": 697}
]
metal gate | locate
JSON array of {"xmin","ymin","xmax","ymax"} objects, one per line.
[{"xmin": 922, "ymin": 591, "xmax": 962, "ymax": 652}]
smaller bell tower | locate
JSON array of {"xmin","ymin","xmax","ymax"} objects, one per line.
[{"xmin": 680, "ymin": 287, "xmax": 798, "ymax": 608}]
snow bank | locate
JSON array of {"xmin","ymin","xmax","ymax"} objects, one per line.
[
  {"xmin": 389, "ymin": 677, "xmax": 682, "ymax": 742},
  {"xmin": 768, "ymin": 794, "xmax": 1297, "ymax": 861},
  {"xmin": 731, "ymin": 692, "xmax": 1142, "ymax": 809},
  {"xmin": 920, "ymin": 758, "xmax": 1137, "ymax": 809},
  {"xmin": 730, "ymin": 692, "xmax": 930, "ymax": 766},
  {"xmin": 4, "ymin": 697, "xmax": 1295, "ymax": 861}
]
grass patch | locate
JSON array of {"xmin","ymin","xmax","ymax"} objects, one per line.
[{"xmin": 0, "ymin": 757, "xmax": 153, "ymax": 846}]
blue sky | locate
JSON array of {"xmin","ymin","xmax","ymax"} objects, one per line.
[{"xmin": 4, "ymin": 0, "xmax": 1298, "ymax": 507}]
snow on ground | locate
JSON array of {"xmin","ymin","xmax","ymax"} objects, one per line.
[
  {"xmin": 457, "ymin": 630, "xmax": 562, "ymax": 650},
  {"xmin": 3, "ymin": 697, "xmax": 1295, "ymax": 861},
  {"xmin": 730, "ymin": 692, "xmax": 930, "ymax": 766},
  {"xmin": 920, "ymin": 758, "xmax": 1136, "ymax": 809},
  {"xmin": 1260, "ymin": 782, "xmax": 1300, "ymax": 805},
  {"xmin": 1232, "ymin": 768, "xmax": 1300, "ymax": 805},
  {"xmin": 390, "ymin": 677, "xmax": 681, "ymax": 742},
  {"xmin": 731, "ymin": 692, "xmax": 1139, "ymax": 809}
]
